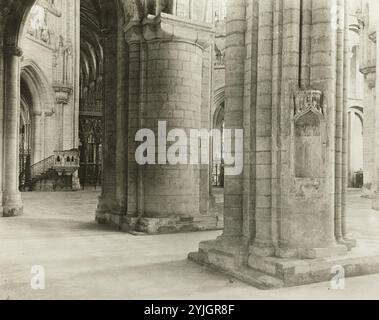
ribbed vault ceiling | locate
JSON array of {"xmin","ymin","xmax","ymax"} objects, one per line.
[{"xmin": 80, "ymin": 0, "xmax": 103, "ymax": 86}]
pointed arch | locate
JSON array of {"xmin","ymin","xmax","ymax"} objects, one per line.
[
  {"xmin": 213, "ymin": 86, "xmax": 225, "ymax": 129},
  {"xmin": 20, "ymin": 59, "xmax": 55, "ymax": 115}
]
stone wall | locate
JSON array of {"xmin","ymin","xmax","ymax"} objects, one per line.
[{"xmin": 20, "ymin": 0, "xmax": 80, "ymax": 159}]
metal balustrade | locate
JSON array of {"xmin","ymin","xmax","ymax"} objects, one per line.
[{"xmin": 29, "ymin": 150, "xmax": 80, "ymax": 180}]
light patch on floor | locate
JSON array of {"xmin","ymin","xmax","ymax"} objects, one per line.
[{"xmin": 1, "ymin": 189, "xmax": 379, "ymax": 300}]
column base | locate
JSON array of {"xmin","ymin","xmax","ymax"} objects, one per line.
[
  {"xmin": 127, "ymin": 215, "xmax": 220, "ymax": 234},
  {"xmin": 250, "ymin": 240, "xmax": 276, "ymax": 257},
  {"xmin": 362, "ymin": 184, "xmax": 376, "ymax": 199},
  {"xmin": 96, "ymin": 209, "xmax": 221, "ymax": 234},
  {"xmin": 189, "ymin": 238, "xmax": 379, "ymax": 289},
  {"xmin": 2, "ymin": 191, "xmax": 23, "ymax": 217},
  {"xmin": 71, "ymin": 171, "xmax": 81, "ymax": 191},
  {"xmin": 372, "ymin": 192, "xmax": 379, "ymax": 211},
  {"xmin": 96, "ymin": 210, "xmax": 124, "ymax": 229},
  {"xmin": 188, "ymin": 239, "xmax": 283, "ymax": 289},
  {"xmin": 274, "ymin": 243, "xmax": 348, "ymax": 259}
]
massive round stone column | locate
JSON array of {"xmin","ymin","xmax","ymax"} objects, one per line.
[
  {"xmin": 2, "ymin": 46, "xmax": 23, "ymax": 217},
  {"xmin": 124, "ymin": 14, "xmax": 217, "ymax": 233},
  {"xmin": 143, "ymin": 40, "xmax": 203, "ymax": 219},
  {"xmin": 222, "ymin": 0, "xmax": 245, "ymax": 243}
]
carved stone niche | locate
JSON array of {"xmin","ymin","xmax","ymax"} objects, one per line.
[{"xmin": 293, "ymin": 90, "xmax": 326, "ymax": 179}]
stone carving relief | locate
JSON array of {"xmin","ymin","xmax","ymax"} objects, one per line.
[
  {"xmin": 80, "ymin": 76, "xmax": 103, "ymax": 114},
  {"xmin": 144, "ymin": 0, "xmax": 175, "ymax": 15},
  {"xmin": 294, "ymin": 90, "xmax": 324, "ymax": 119},
  {"xmin": 293, "ymin": 90, "xmax": 325, "ymax": 179},
  {"xmin": 215, "ymin": 44, "xmax": 225, "ymax": 66},
  {"xmin": 0, "ymin": 1, "xmax": 11, "ymax": 22},
  {"xmin": 124, "ymin": 0, "xmax": 144, "ymax": 21},
  {"xmin": 26, "ymin": 0, "xmax": 61, "ymax": 45},
  {"xmin": 27, "ymin": 4, "xmax": 51, "ymax": 44},
  {"xmin": 53, "ymin": 35, "xmax": 73, "ymax": 104},
  {"xmin": 53, "ymin": 36, "xmax": 73, "ymax": 85},
  {"xmin": 79, "ymin": 117, "xmax": 103, "ymax": 144}
]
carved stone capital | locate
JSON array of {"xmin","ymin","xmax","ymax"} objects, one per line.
[
  {"xmin": 142, "ymin": 13, "xmax": 214, "ymax": 49},
  {"xmin": 2, "ymin": 45, "xmax": 23, "ymax": 57},
  {"xmin": 360, "ymin": 65, "xmax": 376, "ymax": 88},
  {"xmin": 124, "ymin": 20, "xmax": 143, "ymax": 45}
]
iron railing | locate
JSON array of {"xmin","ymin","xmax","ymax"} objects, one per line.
[{"xmin": 30, "ymin": 155, "xmax": 55, "ymax": 179}]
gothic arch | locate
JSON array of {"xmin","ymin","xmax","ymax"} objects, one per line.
[
  {"xmin": 213, "ymin": 86, "xmax": 225, "ymax": 128},
  {"xmin": 21, "ymin": 59, "xmax": 55, "ymax": 115},
  {"xmin": 2, "ymin": 0, "xmax": 128, "ymax": 48},
  {"xmin": 20, "ymin": 59, "xmax": 55, "ymax": 164},
  {"xmin": 0, "ymin": 0, "xmax": 131, "ymax": 217},
  {"xmin": 214, "ymin": 86, "xmax": 225, "ymax": 109},
  {"xmin": 348, "ymin": 106, "xmax": 364, "ymax": 127}
]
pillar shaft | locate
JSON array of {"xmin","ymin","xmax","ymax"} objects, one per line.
[
  {"xmin": 250, "ymin": 0, "xmax": 275, "ymax": 257},
  {"xmin": 371, "ymin": 13, "xmax": 379, "ymax": 210},
  {"xmin": 222, "ymin": 0, "xmax": 245, "ymax": 240},
  {"xmin": 360, "ymin": 2, "xmax": 376, "ymax": 198},
  {"xmin": 32, "ymin": 113, "xmax": 43, "ymax": 164},
  {"xmin": 3, "ymin": 46, "xmax": 23, "ymax": 217},
  {"xmin": 142, "ymin": 40, "xmax": 202, "ymax": 218},
  {"xmin": 96, "ymin": 29, "xmax": 119, "ymax": 220}
]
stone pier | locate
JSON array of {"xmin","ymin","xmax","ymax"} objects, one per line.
[
  {"xmin": 2, "ymin": 45, "xmax": 24, "ymax": 217},
  {"xmin": 189, "ymin": 0, "xmax": 379, "ymax": 288},
  {"xmin": 97, "ymin": 12, "xmax": 220, "ymax": 234}
]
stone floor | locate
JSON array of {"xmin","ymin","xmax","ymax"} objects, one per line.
[{"xmin": 1, "ymin": 189, "xmax": 379, "ymax": 300}]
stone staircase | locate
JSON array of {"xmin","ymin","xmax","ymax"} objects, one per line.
[{"xmin": 21, "ymin": 150, "xmax": 80, "ymax": 191}]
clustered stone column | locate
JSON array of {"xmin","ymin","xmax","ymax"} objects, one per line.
[
  {"xmin": 189, "ymin": 0, "xmax": 379, "ymax": 289},
  {"xmin": 360, "ymin": 30, "xmax": 376, "ymax": 198},
  {"xmin": 2, "ymin": 45, "xmax": 23, "ymax": 217},
  {"xmin": 372, "ymin": 20, "xmax": 379, "ymax": 210}
]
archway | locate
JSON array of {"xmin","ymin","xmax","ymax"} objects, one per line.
[
  {"xmin": 348, "ymin": 106, "xmax": 364, "ymax": 188},
  {"xmin": 0, "ymin": 0, "xmax": 126, "ymax": 217},
  {"xmin": 20, "ymin": 60, "xmax": 56, "ymax": 166},
  {"xmin": 19, "ymin": 92, "xmax": 32, "ymax": 191},
  {"xmin": 212, "ymin": 101, "xmax": 225, "ymax": 188},
  {"xmin": 210, "ymin": 87, "xmax": 225, "ymax": 228}
]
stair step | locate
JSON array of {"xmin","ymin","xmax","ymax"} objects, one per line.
[{"xmin": 188, "ymin": 252, "xmax": 284, "ymax": 290}]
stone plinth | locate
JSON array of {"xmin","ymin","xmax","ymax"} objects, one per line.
[{"xmin": 189, "ymin": 239, "xmax": 379, "ymax": 289}]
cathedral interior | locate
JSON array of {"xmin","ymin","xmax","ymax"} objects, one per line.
[{"xmin": 1, "ymin": 0, "xmax": 379, "ymax": 299}]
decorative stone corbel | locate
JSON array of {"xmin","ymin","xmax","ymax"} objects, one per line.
[
  {"xmin": 53, "ymin": 83, "xmax": 73, "ymax": 105},
  {"xmin": 360, "ymin": 65, "xmax": 376, "ymax": 89},
  {"xmin": 124, "ymin": 20, "xmax": 143, "ymax": 45},
  {"xmin": 2, "ymin": 45, "xmax": 23, "ymax": 57}
]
